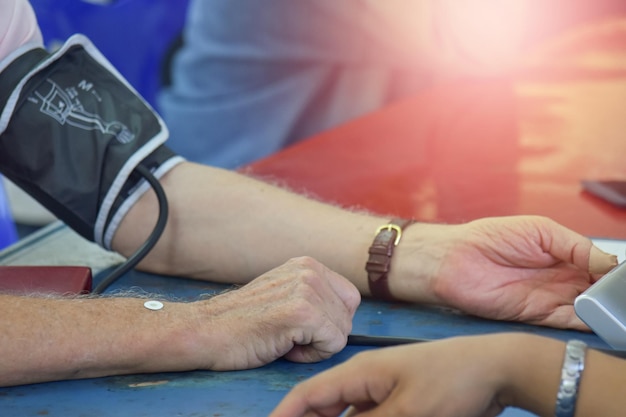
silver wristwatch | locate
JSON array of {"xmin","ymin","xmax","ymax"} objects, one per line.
[{"xmin": 554, "ymin": 339, "xmax": 587, "ymax": 417}]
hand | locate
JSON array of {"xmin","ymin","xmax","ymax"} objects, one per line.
[
  {"xmin": 405, "ymin": 215, "xmax": 617, "ymax": 330},
  {"xmin": 270, "ymin": 333, "xmax": 555, "ymax": 417},
  {"xmin": 197, "ymin": 256, "xmax": 361, "ymax": 370}
]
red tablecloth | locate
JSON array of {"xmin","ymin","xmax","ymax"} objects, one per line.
[{"xmin": 247, "ymin": 18, "xmax": 626, "ymax": 239}]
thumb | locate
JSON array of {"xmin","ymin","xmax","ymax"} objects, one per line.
[
  {"xmin": 538, "ymin": 219, "xmax": 617, "ymax": 274},
  {"xmin": 588, "ymin": 245, "xmax": 618, "ymax": 275}
]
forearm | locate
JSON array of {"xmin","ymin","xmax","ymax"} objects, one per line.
[
  {"xmin": 572, "ymin": 349, "xmax": 626, "ymax": 416},
  {"xmin": 112, "ymin": 162, "xmax": 439, "ymax": 303},
  {"xmin": 0, "ymin": 257, "xmax": 360, "ymax": 386},
  {"xmin": 0, "ymin": 294, "xmax": 204, "ymax": 386},
  {"xmin": 499, "ymin": 334, "xmax": 564, "ymax": 416},
  {"xmin": 502, "ymin": 334, "xmax": 626, "ymax": 417}
]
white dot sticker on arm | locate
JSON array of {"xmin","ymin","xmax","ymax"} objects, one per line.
[{"xmin": 144, "ymin": 300, "xmax": 164, "ymax": 311}]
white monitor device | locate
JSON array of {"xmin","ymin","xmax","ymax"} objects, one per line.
[{"xmin": 575, "ymin": 239, "xmax": 626, "ymax": 349}]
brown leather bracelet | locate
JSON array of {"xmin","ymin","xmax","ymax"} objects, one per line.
[{"xmin": 366, "ymin": 218, "xmax": 416, "ymax": 301}]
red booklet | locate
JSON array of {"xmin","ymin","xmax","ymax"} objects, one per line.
[{"xmin": 0, "ymin": 266, "xmax": 92, "ymax": 295}]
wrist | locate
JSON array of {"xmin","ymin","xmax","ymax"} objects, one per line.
[
  {"xmin": 554, "ymin": 340, "xmax": 587, "ymax": 417},
  {"xmin": 499, "ymin": 334, "xmax": 566, "ymax": 416},
  {"xmin": 146, "ymin": 301, "xmax": 220, "ymax": 372},
  {"xmin": 182, "ymin": 298, "xmax": 245, "ymax": 371},
  {"xmin": 386, "ymin": 222, "xmax": 453, "ymax": 304},
  {"xmin": 365, "ymin": 218, "xmax": 417, "ymax": 301}
]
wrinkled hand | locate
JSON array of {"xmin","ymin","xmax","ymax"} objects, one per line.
[
  {"xmin": 198, "ymin": 256, "xmax": 361, "ymax": 370},
  {"xmin": 414, "ymin": 215, "xmax": 617, "ymax": 330},
  {"xmin": 270, "ymin": 333, "xmax": 540, "ymax": 417}
]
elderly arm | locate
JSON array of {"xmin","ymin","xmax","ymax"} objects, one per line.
[
  {"xmin": 0, "ymin": 257, "xmax": 360, "ymax": 387},
  {"xmin": 113, "ymin": 162, "xmax": 617, "ymax": 330}
]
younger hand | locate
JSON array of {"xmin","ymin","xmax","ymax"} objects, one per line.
[{"xmin": 270, "ymin": 333, "xmax": 543, "ymax": 417}]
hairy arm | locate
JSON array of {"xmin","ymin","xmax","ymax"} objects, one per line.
[
  {"xmin": 112, "ymin": 162, "xmax": 617, "ymax": 331},
  {"xmin": 0, "ymin": 293, "xmax": 203, "ymax": 386},
  {"xmin": 112, "ymin": 162, "xmax": 399, "ymax": 298},
  {"xmin": 0, "ymin": 257, "xmax": 360, "ymax": 387}
]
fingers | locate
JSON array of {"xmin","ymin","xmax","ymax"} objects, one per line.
[
  {"xmin": 285, "ymin": 259, "xmax": 360, "ymax": 359},
  {"xmin": 262, "ymin": 257, "xmax": 360, "ymax": 361},
  {"xmin": 270, "ymin": 356, "xmax": 382, "ymax": 417},
  {"xmin": 284, "ymin": 321, "xmax": 351, "ymax": 363},
  {"xmin": 270, "ymin": 370, "xmax": 350, "ymax": 417},
  {"xmin": 203, "ymin": 257, "xmax": 360, "ymax": 370},
  {"xmin": 532, "ymin": 304, "xmax": 589, "ymax": 331},
  {"xmin": 532, "ymin": 216, "xmax": 617, "ymax": 274},
  {"xmin": 312, "ymin": 259, "xmax": 362, "ymax": 317}
]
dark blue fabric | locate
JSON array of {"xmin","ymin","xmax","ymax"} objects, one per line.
[{"xmin": 30, "ymin": 0, "xmax": 190, "ymax": 109}]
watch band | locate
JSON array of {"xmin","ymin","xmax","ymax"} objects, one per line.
[
  {"xmin": 366, "ymin": 218, "xmax": 415, "ymax": 301},
  {"xmin": 554, "ymin": 339, "xmax": 587, "ymax": 417}
]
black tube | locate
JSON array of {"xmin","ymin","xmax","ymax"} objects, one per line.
[{"xmin": 92, "ymin": 164, "xmax": 168, "ymax": 294}]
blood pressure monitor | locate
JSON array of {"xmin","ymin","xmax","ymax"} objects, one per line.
[{"xmin": 575, "ymin": 261, "xmax": 626, "ymax": 349}]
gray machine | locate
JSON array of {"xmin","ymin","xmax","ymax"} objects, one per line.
[{"xmin": 575, "ymin": 261, "xmax": 626, "ymax": 349}]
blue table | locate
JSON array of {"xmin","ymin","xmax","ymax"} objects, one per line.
[{"xmin": 0, "ymin": 226, "xmax": 614, "ymax": 416}]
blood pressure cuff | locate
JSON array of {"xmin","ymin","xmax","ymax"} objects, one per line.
[{"xmin": 0, "ymin": 34, "xmax": 184, "ymax": 249}]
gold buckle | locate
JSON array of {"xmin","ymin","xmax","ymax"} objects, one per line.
[{"xmin": 374, "ymin": 224, "xmax": 403, "ymax": 246}]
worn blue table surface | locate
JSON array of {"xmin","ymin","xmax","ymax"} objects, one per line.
[{"xmin": 0, "ymin": 263, "xmax": 612, "ymax": 417}]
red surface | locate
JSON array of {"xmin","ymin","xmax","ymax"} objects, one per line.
[
  {"xmin": 246, "ymin": 19, "xmax": 626, "ymax": 239},
  {"xmin": 0, "ymin": 266, "xmax": 92, "ymax": 294}
]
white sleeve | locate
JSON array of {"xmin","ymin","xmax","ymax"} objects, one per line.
[{"xmin": 0, "ymin": 0, "xmax": 44, "ymax": 61}]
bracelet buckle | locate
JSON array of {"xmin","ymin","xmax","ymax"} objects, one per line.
[
  {"xmin": 374, "ymin": 224, "xmax": 404, "ymax": 246},
  {"xmin": 366, "ymin": 218, "xmax": 415, "ymax": 301}
]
